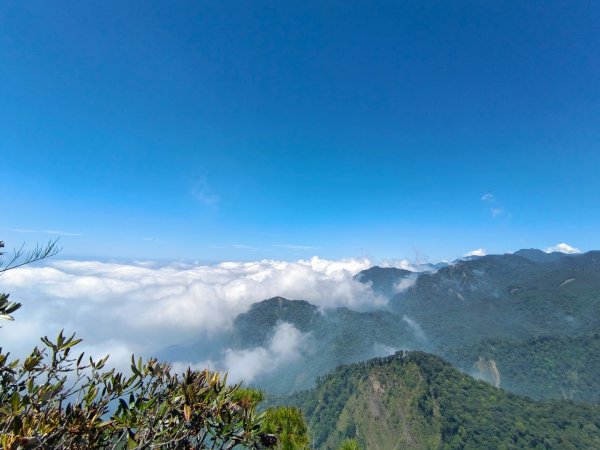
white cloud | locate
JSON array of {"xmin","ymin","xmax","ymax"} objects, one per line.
[
  {"xmin": 544, "ymin": 243, "xmax": 581, "ymax": 254},
  {"xmin": 272, "ymin": 244, "xmax": 320, "ymax": 250},
  {"xmin": 221, "ymin": 322, "xmax": 308, "ymax": 383},
  {"xmin": 372, "ymin": 343, "xmax": 398, "ymax": 358},
  {"xmin": 480, "ymin": 193, "xmax": 509, "ymax": 219},
  {"xmin": 230, "ymin": 244, "xmax": 260, "ymax": 250},
  {"xmin": 393, "ymin": 275, "xmax": 418, "ymax": 293},
  {"xmin": 5, "ymin": 228, "xmax": 82, "ymax": 236},
  {"xmin": 191, "ymin": 179, "xmax": 220, "ymax": 206},
  {"xmin": 402, "ymin": 316, "xmax": 427, "ymax": 342},
  {"xmin": 169, "ymin": 322, "xmax": 309, "ymax": 384},
  {"xmin": 464, "ymin": 248, "xmax": 486, "ymax": 257},
  {"xmin": 491, "ymin": 207, "xmax": 504, "ymax": 218},
  {"xmin": 43, "ymin": 230, "xmax": 83, "ymax": 237},
  {"xmin": 0, "ymin": 256, "xmax": 382, "ymax": 360}
]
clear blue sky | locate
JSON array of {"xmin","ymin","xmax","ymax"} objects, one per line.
[{"xmin": 2, "ymin": 1, "xmax": 599, "ymax": 262}]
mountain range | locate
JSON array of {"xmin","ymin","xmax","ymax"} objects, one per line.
[{"xmin": 160, "ymin": 248, "xmax": 600, "ymax": 447}]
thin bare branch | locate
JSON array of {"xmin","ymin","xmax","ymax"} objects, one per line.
[{"xmin": 0, "ymin": 238, "xmax": 61, "ymax": 275}]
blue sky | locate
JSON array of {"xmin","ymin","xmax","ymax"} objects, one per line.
[{"xmin": 2, "ymin": 1, "xmax": 599, "ymax": 262}]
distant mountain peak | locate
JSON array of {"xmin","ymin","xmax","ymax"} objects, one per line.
[
  {"xmin": 250, "ymin": 296, "xmax": 315, "ymax": 308},
  {"xmin": 514, "ymin": 248, "xmax": 566, "ymax": 263},
  {"xmin": 355, "ymin": 265, "xmax": 412, "ymax": 280},
  {"xmin": 354, "ymin": 266, "xmax": 415, "ymax": 298}
]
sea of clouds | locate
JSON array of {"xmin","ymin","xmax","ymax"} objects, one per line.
[
  {"xmin": 1, "ymin": 245, "xmax": 582, "ymax": 384},
  {"xmin": 0, "ymin": 256, "xmax": 397, "ymax": 375}
]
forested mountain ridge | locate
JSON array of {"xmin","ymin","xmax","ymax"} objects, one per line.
[
  {"xmin": 161, "ymin": 249, "xmax": 600, "ymax": 401},
  {"xmin": 161, "ymin": 297, "xmax": 420, "ymax": 394},
  {"xmin": 444, "ymin": 332, "xmax": 600, "ymax": 402},
  {"xmin": 353, "ymin": 266, "xmax": 414, "ymax": 298},
  {"xmin": 388, "ymin": 250, "xmax": 600, "ymax": 349},
  {"xmin": 284, "ymin": 351, "xmax": 600, "ymax": 449},
  {"xmin": 229, "ymin": 296, "xmax": 426, "ymax": 394}
]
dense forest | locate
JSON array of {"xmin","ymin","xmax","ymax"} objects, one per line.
[
  {"xmin": 444, "ymin": 333, "xmax": 600, "ymax": 402},
  {"xmin": 284, "ymin": 352, "xmax": 600, "ymax": 449}
]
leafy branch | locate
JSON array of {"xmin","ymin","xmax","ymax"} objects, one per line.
[{"xmin": 0, "ymin": 332, "xmax": 276, "ymax": 449}]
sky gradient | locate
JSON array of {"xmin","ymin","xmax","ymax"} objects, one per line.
[{"xmin": 2, "ymin": 1, "xmax": 599, "ymax": 262}]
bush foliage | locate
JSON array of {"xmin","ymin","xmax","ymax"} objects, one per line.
[{"xmin": 0, "ymin": 330, "xmax": 274, "ymax": 449}]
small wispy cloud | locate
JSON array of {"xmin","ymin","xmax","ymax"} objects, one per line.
[
  {"xmin": 44, "ymin": 230, "xmax": 82, "ymax": 236},
  {"xmin": 402, "ymin": 316, "xmax": 427, "ymax": 342},
  {"xmin": 230, "ymin": 244, "xmax": 260, "ymax": 250},
  {"xmin": 464, "ymin": 248, "xmax": 486, "ymax": 257},
  {"xmin": 211, "ymin": 244, "xmax": 263, "ymax": 251},
  {"xmin": 6, "ymin": 228, "xmax": 83, "ymax": 237},
  {"xmin": 393, "ymin": 275, "xmax": 418, "ymax": 293},
  {"xmin": 272, "ymin": 244, "xmax": 320, "ymax": 250},
  {"xmin": 480, "ymin": 192, "xmax": 509, "ymax": 219},
  {"xmin": 191, "ymin": 179, "xmax": 220, "ymax": 206},
  {"xmin": 491, "ymin": 207, "xmax": 504, "ymax": 218},
  {"xmin": 545, "ymin": 243, "xmax": 581, "ymax": 254}
]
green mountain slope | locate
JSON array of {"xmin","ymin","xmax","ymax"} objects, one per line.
[
  {"xmin": 390, "ymin": 251, "xmax": 600, "ymax": 349},
  {"xmin": 353, "ymin": 266, "xmax": 413, "ymax": 298},
  {"xmin": 162, "ymin": 297, "xmax": 421, "ymax": 394},
  {"xmin": 161, "ymin": 250, "xmax": 600, "ymax": 400},
  {"xmin": 443, "ymin": 332, "xmax": 600, "ymax": 402},
  {"xmin": 285, "ymin": 352, "xmax": 600, "ymax": 450},
  {"xmin": 230, "ymin": 297, "xmax": 419, "ymax": 393}
]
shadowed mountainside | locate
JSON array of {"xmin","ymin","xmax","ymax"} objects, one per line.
[{"xmin": 388, "ymin": 251, "xmax": 600, "ymax": 349}]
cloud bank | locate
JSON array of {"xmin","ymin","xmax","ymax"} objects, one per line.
[
  {"xmin": 171, "ymin": 322, "xmax": 310, "ymax": 384},
  {"xmin": 0, "ymin": 256, "xmax": 382, "ymax": 361},
  {"xmin": 223, "ymin": 322, "xmax": 309, "ymax": 383}
]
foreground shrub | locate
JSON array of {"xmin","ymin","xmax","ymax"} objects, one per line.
[{"xmin": 0, "ymin": 331, "xmax": 275, "ymax": 449}]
